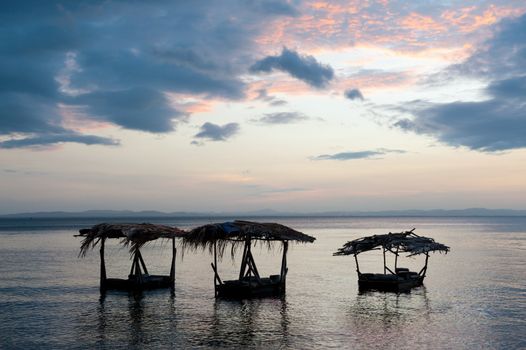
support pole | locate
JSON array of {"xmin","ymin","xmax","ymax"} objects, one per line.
[
  {"xmin": 137, "ymin": 250, "xmax": 149, "ymax": 275},
  {"xmin": 419, "ymin": 252, "xmax": 429, "ymax": 277},
  {"xmin": 354, "ymin": 253, "xmax": 361, "ymax": 275},
  {"xmin": 133, "ymin": 252, "xmax": 143, "ymax": 284},
  {"xmin": 394, "ymin": 247, "xmax": 399, "ymax": 271},
  {"xmin": 170, "ymin": 237, "xmax": 176, "ymax": 287},
  {"xmin": 100, "ymin": 237, "xmax": 106, "ymax": 293},
  {"xmin": 280, "ymin": 241, "xmax": 288, "ymax": 284},
  {"xmin": 213, "ymin": 241, "xmax": 218, "ymax": 295},
  {"xmin": 239, "ymin": 239, "xmax": 249, "ymax": 280},
  {"xmin": 382, "ymin": 247, "xmax": 386, "ymax": 274}
]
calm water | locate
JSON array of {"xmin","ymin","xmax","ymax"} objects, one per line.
[{"xmin": 0, "ymin": 216, "xmax": 525, "ymax": 349}]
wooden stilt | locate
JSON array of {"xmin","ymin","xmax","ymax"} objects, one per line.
[
  {"xmin": 280, "ymin": 241, "xmax": 288, "ymax": 283},
  {"xmin": 419, "ymin": 252, "xmax": 429, "ymax": 277},
  {"xmin": 170, "ymin": 237, "xmax": 176, "ymax": 287},
  {"xmin": 394, "ymin": 247, "xmax": 399, "ymax": 270},
  {"xmin": 354, "ymin": 253, "xmax": 361, "ymax": 275},
  {"xmin": 213, "ymin": 241, "xmax": 218, "ymax": 295},
  {"xmin": 100, "ymin": 238, "xmax": 107, "ymax": 293},
  {"xmin": 136, "ymin": 250, "xmax": 149, "ymax": 275},
  {"xmin": 382, "ymin": 247, "xmax": 386, "ymax": 274},
  {"xmin": 239, "ymin": 239, "xmax": 249, "ymax": 280}
]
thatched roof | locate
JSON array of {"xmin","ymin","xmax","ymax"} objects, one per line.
[
  {"xmin": 77, "ymin": 223, "xmax": 184, "ymax": 257},
  {"xmin": 182, "ymin": 220, "xmax": 316, "ymax": 257},
  {"xmin": 333, "ymin": 229, "xmax": 449, "ymax": 257}
]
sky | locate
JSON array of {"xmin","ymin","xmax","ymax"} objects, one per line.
[{"xmin": 1, "ymin": 0, "xmax": 526, "ymax": 214}]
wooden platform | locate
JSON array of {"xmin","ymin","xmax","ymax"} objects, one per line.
[
  {"xmin": 358, "ymin": 270, "xmax": 424, "ymax": 293},
  {"xmin": 104, "ymin": 274, "xmax": 173, "ymax": 291},
  {"xmin": 216, "ymin": 275, "xmax": 283, "ymax": 299}
]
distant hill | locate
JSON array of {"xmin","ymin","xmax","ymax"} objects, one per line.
[{"xmin": 1, "ymin": 208, "xmax": 525, "ymax": 218}]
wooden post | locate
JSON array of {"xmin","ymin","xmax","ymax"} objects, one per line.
[
  {"xmin": 394, "ymin": 247, "xmax": 399, "ymax": 271},
  {"xmin": 213, "ymin": 241, "xmax": 218, "ymax": 295},
  {"xmin": 382, "ymin": 247, "xmax": 386, "ymax": 274},
  {"xmin": 419, "ymin": 252, "xmax": 429, "ymax": 277},
  {"xmin": 280, "ymin": 241, "xmax": 288, "ymax": 284},
  {"xmin": 354, "ymin": 253, "xmax": 360, "ymax": 275},
  {"xmin": 239, "ymin": 239, "xmax": 249, "ymax": 280},
  {"xmin": 100, "ymin": 237, "xmax": 107, "ymax": 293},
  {"xmin": 170, "ymin": 237, "xmax": 176, "ymax": 287},
  {"xmin": 137, "ymin": 250, "xmax": 149, "ymax": 275},
  {"xmin": 133, "ymin": 252, "xmax": 142, "ymax": 284}
]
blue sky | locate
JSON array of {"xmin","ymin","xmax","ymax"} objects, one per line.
[{"xmin": 1, "ymin": 0, "xmax": 525, "ymax": 214}]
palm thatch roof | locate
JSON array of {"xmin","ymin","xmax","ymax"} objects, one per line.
[
  {"xmin": 182, "ymin": 220, "xmax": 316, "ymax": 257},
  {"xmin": 77, "ymin": 223, "xmax": 184, "ymax": 257},
  {"xmin": 333, "ymin": 229, "xmax": 449, "ymax": 257}
]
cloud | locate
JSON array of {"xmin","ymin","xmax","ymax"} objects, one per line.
[
  {"xmin": 396, "ymin": 14, "xmax": 526, "ymax": 152},
  {"xmin": 344, "ymin": 88, "xmax": 364, "ymax": 101},
  {"xmin": 0, "ymin": 1, "xmax": 297, "ymax": 148},
  {"xmin": 255, "ymin": 89, "xmax": 287, "ymax": 106},
  {"xmin": 246, "ymin": 0, "xmax": 298, "ymax": 17},
  {"xmin": 252, "ymin": 112, "xmax": 309, "ymax": 124},
  {"xmin": 72, "ymin": 87, "xmax": 183, "ymax": 133},
  {"xmin": 250, "ymin": 47, "xmax": 334, "ymax": 88},
  {"xmin": 194, "ymin": 122, "xmax": 240, "ymax": 141},
  {"xmin": 0, "ymin": 132, "xmax": 119, "ymax": 149},
  {"xmin": 312, "ymin": 149, "xmax": 406, "ymax": 161}
]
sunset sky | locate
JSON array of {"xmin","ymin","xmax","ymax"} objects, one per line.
[{"xmin": 1, "ymin": 0, "xmax": 525, "ymax": 214}]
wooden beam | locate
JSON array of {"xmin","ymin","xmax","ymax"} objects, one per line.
[{"xmin": 394, "ymin": 247, "xmax": 399, "ymax": 270}]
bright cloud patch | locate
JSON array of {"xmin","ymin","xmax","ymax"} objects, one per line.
[{"xmin": 250, "ymin": 47, "xmax": 334, "ymax": 88}]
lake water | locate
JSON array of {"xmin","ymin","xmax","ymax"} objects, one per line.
[{"xmin": 0, "ymin": 216, "xmax": 525, "ymax": 349}]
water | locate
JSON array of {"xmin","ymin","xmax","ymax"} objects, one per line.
[{"xmin": 0, "ymin": 216, "xmax": 525, "ymax": 349}]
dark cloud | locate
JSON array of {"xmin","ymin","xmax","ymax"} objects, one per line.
[
  {"xmin": 253, "ymin": 112, "xmax": 309, "ymax": 124},
  {"xmin": 396, "ymin": 14, "xmax": 526, "ymax": 152},
  {"xmin": 312, "ymin": 149, "xmax": 405, "ymax": 161},
  {"xmin": 194, "ymin": 122, "xmax": 240, "ymax": 142},
  {"xmin": 246, "ymin": 0, "xmax": 298, "ymax": 16},
  {"xmin": 0, "ymin": 132, "xmax": 119, "ymax": 149},
  {"xmin": 255, "ymin": 89, "xmax": 287, "ymax": 106},
  {"xmin": 344, "ymin": 88, "xmax": 364, "ymax": 101},
  {"xmin": 72, "ymin": 88, "xmax": 183, "ymax": 133},
  {"xmin": 0, "ymin": 1, "xmax": 296, "ymax": 148},
  {"xmin": 250, "ymin": 47, "xmax": 334, "ymax": 88}
]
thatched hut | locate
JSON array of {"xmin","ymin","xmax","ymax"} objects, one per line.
[
  {"xmin": 334, "ymin": 228, "xmax": 449, "ymax": 292},
  {"xmin": 77, "ymin": 223, "xmax": 184, "ymax": 293},
  {"xmin": 182, "ymin": 220, "xmax": 316, "ymax": 298}
]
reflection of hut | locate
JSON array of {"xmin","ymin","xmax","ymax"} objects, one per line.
[
  {"xmin": 334, "ymin": 228, "xmax": 449, "ymax": 292},
  {"xmin": 77, "ymin": 223, "xmax": 184, "ymax": 292},
  {"xmin": 182, "ymin": 220, "xmax": 316, "ymax": 298}
]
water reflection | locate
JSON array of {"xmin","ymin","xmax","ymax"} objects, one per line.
[
  {"xmin": 349, "ymin": 286, "xmax": 431, "ymax": 326},
  {"xmin": 201, "ymin": 297, "xmax": 290, "ymax": 348}
]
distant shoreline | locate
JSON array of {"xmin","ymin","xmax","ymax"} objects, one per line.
[{"xmin": 1, "ymin": 208, "xmax": 526, "ymax": 219}]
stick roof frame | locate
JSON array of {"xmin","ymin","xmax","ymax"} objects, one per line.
[
  {"xmin": 77, "ymin": 223, "xmax": 184, "ymax": 257},
  {"xmin": 333, "ymin": 228, "xmax": 449, "ymax": 257},
  {"xmin": 181, "ymin": 220, "xmax": 316, "ymax": 258}
]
